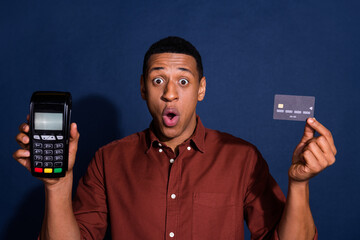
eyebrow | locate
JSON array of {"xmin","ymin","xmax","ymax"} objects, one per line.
[
  {"xmin": 149, "ymin": 67, "xmax": 164, "ymax": 72},
  {"xmin": 148, "ymin": 67, "xmax": 194, "ymax": 76},
  {"xmin": 178, "ymin": 67, "xmax": 194, "ymax": 75}
]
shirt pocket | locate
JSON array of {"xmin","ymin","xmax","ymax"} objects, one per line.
[{"xmin": 192, "ymin": 192, "xmax": 236, "ymax": 240}]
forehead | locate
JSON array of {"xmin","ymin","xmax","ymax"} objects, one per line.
[{"xmin": 147, "ymin": 53, "xmax": 197, "ymax": 73}]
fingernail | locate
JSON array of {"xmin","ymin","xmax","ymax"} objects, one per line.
[
  {"xmin": 24, "ymin": 151, "xmax": 30, "ymax": 157},
  {"xmin": 308, "ymin": 118, "xmax": 315, "ymax": 123}
]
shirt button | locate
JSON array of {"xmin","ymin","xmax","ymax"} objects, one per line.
[
  {"xmin": 171, "ymin": 194, "xmax": 176, "ymax": 199},
  {"xmin": 169, "ymin": 232, "xmax": 175, "ymax": 238},
  {"xmin": 169, "ymin": 158, "xmax": 174, "ymax": 164},
  {"xmin": 159, "ymin": 149, "xmax": 163, "ymax": 153},
  {"xmin": 187, "ymin": 146, "xmax": 191, "ymax": 151},
  {"xmin": 158, "ymin": 142, "xmax": 162, "ymax": 147}
]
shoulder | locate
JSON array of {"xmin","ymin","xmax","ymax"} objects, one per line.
[
  {"xmin": 203, "ymin": 128, "xmax": 269, "ymax": 185},
  {"xmin": 203, "ymin": 127, "xmax": 264, "ymax": 168},
  {"xmin": 205, "ymin": 127, "xmax": 258, "ymax": 152}
]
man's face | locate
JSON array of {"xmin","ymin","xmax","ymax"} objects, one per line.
[{"xmin": 141, "ymin": 53, "xmax": 206, "ymax": 145}]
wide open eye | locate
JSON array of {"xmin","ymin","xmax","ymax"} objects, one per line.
[
  {"xmin": 179, "ymin": 78, "xmax": 189, "ymax": 86},
  {"xmin": 153, "ymin": 78, "xmax": 164, "ymax": 85}
]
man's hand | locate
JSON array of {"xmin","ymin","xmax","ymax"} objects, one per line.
[
  {"xmin": 13, "ymin": 115, "xmax": 80, "ymax": 185},
  {"xmin": 278, "ymin": 118, "xmax": 337, "ymax": 240},
  {"xmin": 289, "ymin": 118, "xmax": 337, "ymax": 182},
  {"xmin": 13, "ymin": 116, "xmax": 82, "ymax": 239}
]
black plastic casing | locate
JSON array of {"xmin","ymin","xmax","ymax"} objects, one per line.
[{"xmin": 29, "ymin": 91, "xmax": 72, "ymax": 178}]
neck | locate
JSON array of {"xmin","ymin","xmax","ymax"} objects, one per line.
[{"xmin": 155, "ymin": 115, "xmax": 197, "ymax": 155}]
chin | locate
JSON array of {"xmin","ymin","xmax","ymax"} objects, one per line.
[{"xmin": 159, "ymin": 125, "xmax": 181, "ymax": 140}]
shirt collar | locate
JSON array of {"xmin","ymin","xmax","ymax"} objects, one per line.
[{"xmin": 145, "ymin": 115, "xmax": 205, "ymax": 153}]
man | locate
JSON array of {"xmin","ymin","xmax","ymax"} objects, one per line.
[{"xmin": 13, "ymin": 36, "xmax": 336, "ymax": 239}]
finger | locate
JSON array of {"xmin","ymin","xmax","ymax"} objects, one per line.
[
  {"xmin": 13, "ymin": 148, "xmax": 30, "ymax": 159},
  {"xmin": 289, "ymin": 162, "xmax": 312, "ymax": 182},
  {"xmin": 300, "ymin": 119, "xmax": 315, "ymax": 144},
  {"xmin": 15, "ymin": 132, "xmax": 30, "ymax": 149},
  {"xmin": 12, "ymin": 149, "xmax": 31, "ymax": 172},
  {"xmin": 304, "ymin": 140, "xmax": 329, "ymax": 170},
  {"xmin": 302, "ymin": 149, "xmax": 323, "ymax": 174},
  {"xmin": 315, "ymin": 136, "xmax": 336, "ymax": 165},
  {"xmin": 307, "ymin": 118, "xmax": 337, "ymax": 155},
  {"xmin": 289, "ymin": 149, "xmax": 321, "ymax": 182},
  {"xmin": 19, "ymin": 122, "xmax": 29, "ymax": 133}
]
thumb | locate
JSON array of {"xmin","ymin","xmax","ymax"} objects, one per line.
[
  {"xmin": 68, "ymin": 123, "xmax": 80, "ymax": 169},
  {"xmin": 300, "ymin": 118, "xmax": 316, "ymax": 144}
]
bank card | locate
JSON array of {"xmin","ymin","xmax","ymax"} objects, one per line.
[{"xmin": 273, "ymin": 94, "xmax": 315, "ymax": 121}]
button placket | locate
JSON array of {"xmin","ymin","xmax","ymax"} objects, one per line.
[{"xmin": 165, "ymin": 150, "xmax": 180, "ymax": 240}]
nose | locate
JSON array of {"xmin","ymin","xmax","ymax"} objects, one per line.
[{"xmin": 161, "ymin": 81, "xmax": 178, "ymax": 102}]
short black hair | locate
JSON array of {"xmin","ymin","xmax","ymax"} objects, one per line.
[{"xmin": 142, "ymin": 36, "xmax": 203, "ymax": 79}]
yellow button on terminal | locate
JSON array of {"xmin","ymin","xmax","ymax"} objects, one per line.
[{"xmin": 44, "ymin": 168, "xmax": 53, "ymax": 173}]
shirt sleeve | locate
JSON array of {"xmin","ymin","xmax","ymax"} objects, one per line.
[
  {"xmin": 243, "ymin": 148, "xmax": 285, "ymax": 239},
  {"xmin": 72, "ymin": 148, "xmax": 108, "ymax": 240},
  {"xmin": 243, "ymin": 148, "xmax": 318, "ymax": 240}
]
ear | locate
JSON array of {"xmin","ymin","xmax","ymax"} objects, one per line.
[
  {"xmin": 197, "ymin": 76, "xmax": 206, "ymax": 101},
  {"xmin": 140, "ymin": 75, "xmax": 146, "ymax": 100}
]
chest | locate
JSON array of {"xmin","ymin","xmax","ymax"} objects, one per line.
[{"xmin": 103, "ymin": 147, "xmax": 249, "ymax": 240}]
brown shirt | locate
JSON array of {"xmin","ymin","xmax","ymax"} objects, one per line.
[{"xmin": 73, "ymin": 117, "xmax": 287, "ymax": 239}]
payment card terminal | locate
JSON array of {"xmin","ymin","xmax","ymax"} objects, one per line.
[{"xmin": 29, "ymin": 91, "xmax": 72, "ymax": 178}]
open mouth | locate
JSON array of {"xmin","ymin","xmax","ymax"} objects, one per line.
[
  {"xmin": 162, "ymin": 108, "xmax": 180, "ymax": 127},
  {"xmin": 167, "ymin": 112, "xmax": 176, "ymax": 119}
]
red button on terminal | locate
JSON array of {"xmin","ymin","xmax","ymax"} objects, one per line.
[{"xmin": 35, "ymin": 168, "xmax": 43, "ymax": 173}]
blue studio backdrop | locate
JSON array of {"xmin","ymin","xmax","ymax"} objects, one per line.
[{"xmin": 1, "ymin": 0, "xmax": 360, "ymax": 239}]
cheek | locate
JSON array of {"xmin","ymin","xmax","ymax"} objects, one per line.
[
  {"xmin": 182, "ymin": 88, "xmax": 199, "ymax": 102},
  {"xmin": 146, "ymin": 90, "xmax": 163, "ymax": 112},
  {"xmin": 178, "ymin": 90, "xmax": 199, "ymax": 112},
  {"xmin": 145, "ymin": 85, "xmax": 159, "ymax": 100}
]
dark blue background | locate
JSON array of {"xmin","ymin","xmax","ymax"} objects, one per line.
[{"xmin": 1, "ymin": 0, "xmax": 359, "ymax": 239}]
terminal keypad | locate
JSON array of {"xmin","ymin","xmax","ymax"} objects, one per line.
[{"xmin": 32, "ymin": 135, "xmax": 65, "ymax": 174}]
